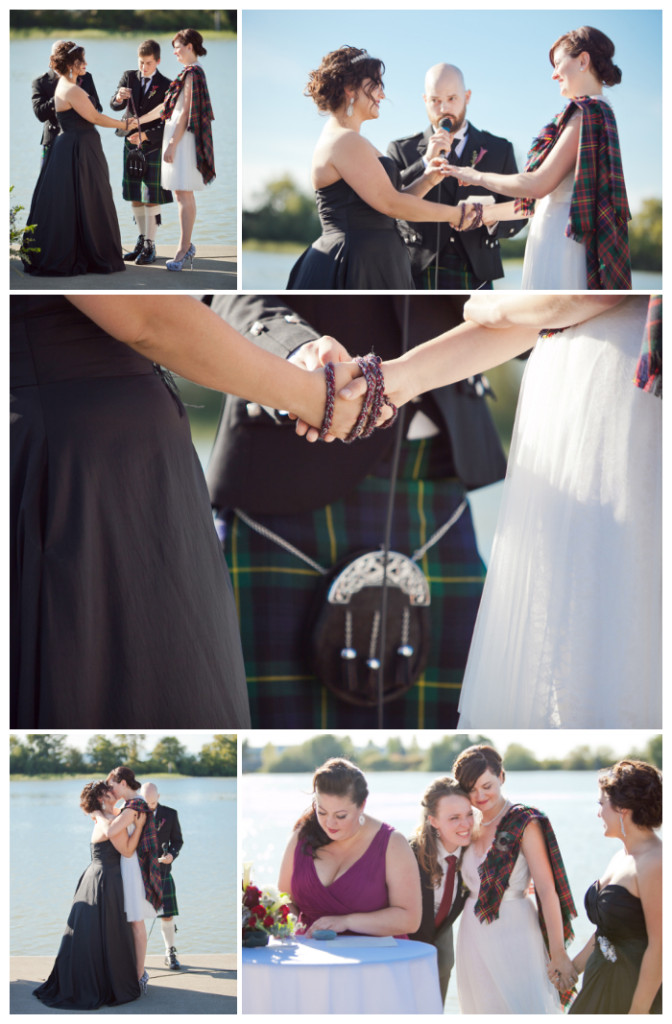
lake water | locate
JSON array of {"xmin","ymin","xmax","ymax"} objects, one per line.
[
  {"xmin": 241, "ymin": 768, "xmax": 630, "ymax": 1014},
  {"xmin": 242, "ymin": 249, "xmax": 662, "ymax": 292},
  {"xmin": 11, "ymin": 776, "xmax": 237, "ymax": 955},
  {"xmin": 11, "ymin": 36, "xmax": 237, "ymax": 247}
]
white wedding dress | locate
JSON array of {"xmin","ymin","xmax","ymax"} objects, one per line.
[
  {"xmin": 458, "ymin": 296, "xmax": 661, "ymax": 728},
  {"xmin": 161, "ymin": 76, "xmax": 206, "ymax": 192},
  {"xmin": 120, "ymin": 824, "xmax": 157, "ymax": 922},
  {"xmin": 456, "ymin": 844, "xmax": 561, "ymax": 1014}
]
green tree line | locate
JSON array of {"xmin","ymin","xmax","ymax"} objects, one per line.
[
  {"xmin": 243, "ymin": 177, "xmax": 662, "ymax": 273},
  {"xmin": 243, "ymin": 733, "xmax": 661, "ymax": 774},
  {"xmin": 10, "ymin": 733, "xmax": 237, "ymax": 777},
  {"xmin": 10, "ymin": 10, "xmax": 236, "ymax": 34}
]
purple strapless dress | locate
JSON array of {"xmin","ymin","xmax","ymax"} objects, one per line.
[{"xmin": 291, "ymin": 822, "xmax": 394, "ymax": 932}]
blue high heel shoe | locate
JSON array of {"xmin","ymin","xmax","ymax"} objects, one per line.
[{"xmin": 166, "ymin": 243, "xmax": 196, "ymax": 271}]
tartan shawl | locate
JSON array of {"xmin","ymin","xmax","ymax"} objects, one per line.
[
  {"xmin": 515, "ymin": 97, "xmax": 631, "ymax": 290},
  {"xmin": 634, "ymin": 295, "xmax": 662, "ymax": 397},
  {"xmin": 162, "ymin": 64, "xmax": 215, "ymax": 185},
  {"xmin": 125, "ymin": 797, "xmax": 164, "ymax": 910}
]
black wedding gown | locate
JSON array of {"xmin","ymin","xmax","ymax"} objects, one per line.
[
  {"xmin": 11, "ymin": 296, "xmax": 251, "ymax": 727},
  {"xmin": 287, "ymin": 157, "xmax": 413, "ymax": 289},
  {"xmin": 22, "ymin": 108, "xmax": 125, "ymax": 277},
  {"xmin": 569, "ymin": 883, "xmax": 662, "ymax": 1014},
  {"xmin": 34, "ymin": 840, "xmax": 140, "ymax": 1009}
]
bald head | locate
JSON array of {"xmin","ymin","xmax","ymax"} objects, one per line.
[
  {"xmin": 423, "ymin": 63, "xmax": 471, "ymax": 132},
  {"xmin": 140, "ymin": 782, "xmax": 159, "ymax": 810}
]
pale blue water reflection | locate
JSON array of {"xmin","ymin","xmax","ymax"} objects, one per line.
[{"xmin": 11, "ymin": 776, "xmax": 237, "ymax": 954}]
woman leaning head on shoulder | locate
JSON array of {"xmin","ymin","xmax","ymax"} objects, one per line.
[{"xmin": 413, "ymin": 777, "xmax": 473, "ymax": 886}]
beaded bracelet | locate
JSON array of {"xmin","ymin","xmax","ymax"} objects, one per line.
[{"xmin": 319, "ymin": 354, "xmax": 398, "ymax": 442}]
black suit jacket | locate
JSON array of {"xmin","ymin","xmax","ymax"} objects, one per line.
[
  {"xmin": 205, "ymin": 294, "xmax": 507, "ymax": 515},
  {"xmin": 31, "ymin": 69, "xmax": 102, "ymax": 148},
  {"xmin": 153, "ymin": 803, "xmax": 183, "ymax": 876},
  {"xmin": 408, "ymin": 841, "xmax": 467, "ymax": 946},
  {"xmin": 110, "ymin": 69, "xmax": 173, "ymax": 149},
  {"xmin": 387, "ymin": 122, "xmax": 524, "ymax": 284}
]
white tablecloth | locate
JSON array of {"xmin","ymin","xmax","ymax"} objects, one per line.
[{"xmin": 242, "ymin": 935, "xmax": 443, "ymax": 1014}]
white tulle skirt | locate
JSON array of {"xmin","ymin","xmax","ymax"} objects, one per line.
[
  {"xmin": 120, "ymin": 848, "xmax": 157, "ymax": 922},
  {"xmin": 161, "ymin": 85, "xmax": 206, "ymax": 192},
  {"xmin": 458, "ymin": 296, "xmax": 661, "ymax": 728},
  {"xmin": 521, "ymin": 170, "xmax": 587, "ymax": 289}
]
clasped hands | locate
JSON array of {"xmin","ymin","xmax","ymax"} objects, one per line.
[
  {"xmin": 546, "ymin": 951, "xmax": 579, "ymax": 994},
  {"xmin": 288, "ymin": 337, "xmax": 399, "ymax": 443}
]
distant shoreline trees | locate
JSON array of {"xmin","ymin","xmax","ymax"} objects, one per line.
[{"xmin": 10, "ymin": 10, "xmax": 236, "ymax": 34}]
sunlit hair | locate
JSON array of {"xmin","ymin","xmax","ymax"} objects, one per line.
[
  {"xmin": 413, "ymin": 776, "xmax": 470, "ymax": 887},
  {"xmin": 49, "ymin": 41, "xmax": 85, "ymax": 75},
  {"xmin": 138, "ymin": 39, "xmax": 161, "ymax": 60},
  {"xmin": 294, "ymin": 757, "xmax": 369, "ymax": 857},
  {"xmin": 172, "ymin": 28, "xmax": 207, "ymax": 58},
  {"xmin": 106, "ymin": 765, "xmax": 141, "ymax": 790},
  {"xmin": 598, "ymin": 760, "xmax": 662, "ymax": 829},
  {"xmin": 453, "ymin": 744, "xmax": 504, "ymax": 794},
  {"xmin": 549, "ymin": 26, "xmax": 622, "ymax": 86},
  {"xmin": 80, "ymin": 780, "xmax": 112, "ymax": 814},
  {"xmin": 305, "ymin": 45, "xmax": 385, "ymax": 114}
]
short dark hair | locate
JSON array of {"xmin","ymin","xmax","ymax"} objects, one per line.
[
  {"xmin": 598, "ymin": 760, "xmax": 662, "ymax": 829},
  {"xmin": 305, "ymin": 45, "xmax": 385, "ymax": 114},
  {"xmin": 138, "ymin": 39, "xmax": 161, "ymax": 60},
  {"xmin": 49, "ymin": 41, "xmax": 85, "ymax": 76},
  {"xmin": 453, "ymin": 745, "xmax": 504, "ymax": 793},
  {"xmin": 172, "ymin": 28, "xmax": 207, "ymax": 58},
  {"xmin": 80, "ymin": 781, "xmax": 112, "ymax": 814}
]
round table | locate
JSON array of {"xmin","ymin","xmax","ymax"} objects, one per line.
[{"xmin": 242, "ymin": 935, "xmax": 443, "ymax": 1014}]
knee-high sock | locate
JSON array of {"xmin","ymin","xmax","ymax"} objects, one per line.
[
  {"xmin": 161, "ymin": 918, "xmax": 176, "ymax": 951},
  {"xmin": 145, "ymin": 205, "xmax": 161, "ymax": 242},
  {"xmin": 133, "ymin": 206, "xmax": 147, "ymax": 237}
]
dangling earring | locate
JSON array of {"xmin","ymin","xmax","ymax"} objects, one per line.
[
  {"xmin": 619, "ymin": 813, "xmax": 626, "ymax": 838},
  {"xmin": 346, "ymin": 98, "xmax": 354, "ymax": 117},
  {"xmin": 358, "ymin": 813, "xmax": 365, "ymax": 826}
]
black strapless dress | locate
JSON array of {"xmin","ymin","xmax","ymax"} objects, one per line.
[
  {"xmin": 287, "ymin": 157, "xmax": 413, "ymax": 289},
  {"xmin": 11, "ymin": 296, "xmax": 251, "ymax": 728},
  {"xmin": 22, "ymin": 108, "xmax": 125, "ymax": 276},
  {"xmin": 569, "ymin": 882, "xmax": 662, "ymax": 1014},
  {"xmin": 34, "ymin": 841, "xmax": 139, "ymax": 1009}
]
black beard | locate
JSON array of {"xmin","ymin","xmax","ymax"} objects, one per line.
[{"xmin": 436, "ymin": 103, "xmax": 467, "ymax": 134}]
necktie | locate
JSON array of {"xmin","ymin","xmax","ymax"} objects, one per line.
[
  {"xmin": 142, "ymin": 76, "xmax": 150, "ymax": 93},
  {"xmin": 434, "ymin": 854, "xmax": 458, "ymax": 928},
  {"xmin": 447, "ymin": 137, "xmax": 461, "ymax": 164}
]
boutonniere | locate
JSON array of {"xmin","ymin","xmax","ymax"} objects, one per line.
[
  {"xmin": 156, "ymin": 818, "xmax": 166, "ymax": 831},
  {"xmin": 148, "ymin": 85, "xmax": 158, "ymax": 100},
  {"xmin": 470, "ymin": 147, "xmax": 488, "ymax": 168}
]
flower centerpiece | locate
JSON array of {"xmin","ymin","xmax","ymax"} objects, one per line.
[{"xmin": 242, "ymin": 863, "xmax": 296, "ymax": 947}]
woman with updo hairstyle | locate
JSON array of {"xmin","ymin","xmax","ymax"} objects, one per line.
[
  {"xmin": 287, "ymin": 44, "xmax": 482, "ymax": 289},
  {"xmin": 22, "ymin": 41, "xmax": 149, "ymax": 277},
  {"xmin": 407, "ymin": 777, "xmax": 473, "ymax": 1004},
  {"xmin": 450, "ymin": 744, "xmax": 577, "ymax": 1013},
  {"xmin": 442, "ymin": 25, "xmax": 631, "ymax": 289},
  {"xmin": 564, "ymin": 760, "xmax": 662, "ymax": 1014},
  {"xmin": 34, "ymin": 781, "xmax": 143, "ymax": 1009},
  {"xmin": 277, "ymin": 757, "xmax": 422, "ymax": 936},
  {"xmin": 158, "ymin": 27, "xmax": 215, "ymax": 270}
]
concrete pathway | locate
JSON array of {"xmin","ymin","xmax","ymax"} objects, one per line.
[
  {"xmin": 10, "ymin": 954, "xmax": 237, "ymax": 1014},
  {"xmin": 10, "ymin": 245, "xmax": 237, "ymax": 291}
]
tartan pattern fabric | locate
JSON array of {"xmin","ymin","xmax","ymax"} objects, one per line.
[
  {"xmin": 415, "ymin": 252, "xmax": 494, "ymax": 291},
  {"xmin": 158, "ymin": 873, "xmax": 179, "ymax": 918},
  {"xmin": 121, "ymin": 140, "xmax": 174, "ymax": 204},
  {"xmin": 125, "ymin": 798, "xmax": 163, "ymax": 910},
  {"xmin": 474, "ymin": 804, "xmax": 577, "ymax": 945},
  {"xmin": 634, "ymin": 295, "xmax": 662, "ymax": 397},
  {"xmin": 223, "ymin": 437, "xmax": 486, "ymax": 728},
  {"xmin": 162, "ymin": 64, "xmax": 215, "ymax": 184},
  {"xmin": 515, "ymin": 98, "xmax": 631, "ymax": 290}
]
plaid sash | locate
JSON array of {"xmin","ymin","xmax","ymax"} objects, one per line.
[
  {"xmin": 515, "ymin": 98, "xmax": 631, "ymax": 290},
  {"xmin": 162, "ymin": 64, "xmax": 215, "ymax": 184},
  {"xmin": 634, "ymin": 295, "xmax": 662, "ymax": 396},
  {"xmin": 125, "ymin": 797, "xmax": 164, "ymax": 910}
]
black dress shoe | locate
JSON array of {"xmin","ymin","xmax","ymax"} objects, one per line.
[
  {"xmin": 165, "ymin": 947, "xmax": 181, "ymax": 970},
  {"xmin": 135, "ymin": 239, "xmax": 157, "ymax": 265},
  {"xmin": 123, "ymin": 234, "xmax": 145, "ymax": 261}
]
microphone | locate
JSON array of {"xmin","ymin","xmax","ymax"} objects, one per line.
[{"xmin": 438, "ymin": 117, "xmax": 454, "ymax": 159}]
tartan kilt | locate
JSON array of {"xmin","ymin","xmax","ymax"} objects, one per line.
[
  {"xmin": 122, "ymin": 140, "xmax": 174, "ymax": 204},
  {"xmin": 414, "ymin": 251, "xmax": 493, "ymax": 291},
  {"xmin": 223, "ymin": 437, "xmax": 486, "ymax": 728},
  {"xmin": 158, "ymin": 873, "xmax": 179, "ymax": 918}
]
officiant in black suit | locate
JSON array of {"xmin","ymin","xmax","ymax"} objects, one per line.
[
  {"xmin": 409, "ymin": 778, "xmax": 472, "ymax": 1004},
  {"xmin": 388, "ymin": 63, "xmax": 524, "ymax": 289},
  {"xmin": 205, "ymin": 293, "xmax": 507, "ymax": 730},
  {"xmin": 141, "ymin": 782, "xmax": 184, "ymax": 970},
  {"xmin": 31, "ymin": 40, "xmax": 102, "ymax": 163},
  {"xmin": 110, "ymin": 39, "xmax": 174, "ymax": 265}
]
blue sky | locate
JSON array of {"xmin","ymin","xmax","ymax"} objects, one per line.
[{"xmin": 242, "ymin": 9, "xmax": 661, "ymax": 215}]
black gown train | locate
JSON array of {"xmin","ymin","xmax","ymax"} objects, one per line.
[
  {"xmin": 287, "ymin": 157, "xmax": 414, "ymax": 290},
  {"xmin": 34, "ymin": 841, "xmax": 140, "ymax": 1010},
  {"xmin": 570, "ymin": 882, "xmax": 662, "ymax": 1014},
  {"xmin": 11, "ymin": 296, "xmax": 251, "ymax": 727},
  {"xmin": 22, "ymin": 108, "xmax": 125, "ymax": 277}
]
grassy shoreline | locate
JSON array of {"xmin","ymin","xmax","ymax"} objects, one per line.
[
  {"xmin": 11, "ymin": 29, "xmax": 235, "ymax": 41},
  {"xmin": 10, "ymin": 772, "xmax": 218, "ymax": 782}
]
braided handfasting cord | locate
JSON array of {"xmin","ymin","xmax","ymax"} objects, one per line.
[
  {"xmin": 458, "ymin": 202, "xmax": 484, "ymax": 231},
  {"xmin": 319, "ymin": 354, "xmax": 398, "ymax": 442}
]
